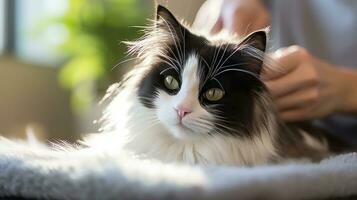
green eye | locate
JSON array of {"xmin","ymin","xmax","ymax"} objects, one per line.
[
  {"xmin": 204, "ymin": 88, "xmax": 225, "ymax": 101},
  {"xmin": 164, "ymin": 75, "xmax": 179, "ymax": 90}
]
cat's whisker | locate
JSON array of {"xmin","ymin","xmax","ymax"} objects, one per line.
[
  {"xmin": 162, "ymin": 43, "xmax": 181, "ymax": 67},
  {"xmin": 211, "ymin": 44, "xmax": 229, "ymax": 77},
  {"xmin": 182, "ymin": 28, "xmax": 186, "ymax": 64},
  {"xmin": 214, "ymin": 116, "xmax": 231, "ymax": 122},
  {"xmin": 239, "ymin": 45, "xmax": 265, "ymax": 61},
  {"xmin": 138, "ymin": 96, "xmax": 154, "ymax": 101},
  {"xmin": 205, "ymin": 107, "xmax": 225, "ymax": 115},
  {"xmin": 205, "ymin": 103, "xmax": 224, "ymax": 108},
  {"xmin": 220, "ymin": 62, "xmax": 251, "ymax": 69},
  {"xmin": 111, "ymin": 57, "xmax": 138, "ymax": 71},
  {"xmin": 214, "ymin": 118, "xmax": 235, "ymax": 125},
  {"xmin": 193, "ymin": 120, "xmax": 213, "ymax": 132},
  {"xmin": 212, "ymin": 45, "xmax": 242, "ymax": 77},
  {"xmin": 200, "ymin": 56, "xmax": 210, "ymax": 69},
  {"xmin": 158, "ymin": 16, "xmax": 184, "ymax": 66},
  {"xmin": 206, "ymin": 109, "xmax": 224, "ymax": 114},
  {"xmin": 208, "ymin": 44, "xmax": 219, "ymax": 77},
  {"xmin": 213, "ymin": 121, "xmax": 239, "ymax": 134},
  {"xmin": 213, "ymin": 126, "xmax": 238, "ymax": 136},
  {"xmin": 159, "ymin": 59, "xmax": 179, "ymax": 73},
  {"xmin": 212, "ymin": 78, "xmax": 224, "ymax": 90},
  {"xmin": 193, "ymin": 118, "xmax": 214, "ymax": 128},
  {"xmin": 185, "ymin": 121, "xmax": 210, "ymax": 132},
  {"xmin": 176, "ymin": 25, "xmax": 186, "ymax": 66},
  {"xmin": 161, "ymin": 54, "xmax": 181, "ymax": 71},
  {"xmin": 159, "ymin": 48, "xmax": 176, "ymax": 60},
  {"xmin": 206, "ymin": 126, "xmax": 228, "ymax": 137},
  {"xmin": 199, "ymin": 56, "xmax": 211, "ymax": 88},
  {"xmin": 214, "ymin": 68, "xmax": 260, "ymax": 79},
  {"xmin": 159, "ymin": 67, "xmax": 176, "ymax": 75},
  {"xmin": 188, "ymin": 119, "xmax": 213, "ymax": 133},
  {"xmin": 160, "ymin": 58, "xmax": 180, "ymax": 73},
  {"xmin": 209, "ymin": 43, "xmax": 223, "ymax": 78}
]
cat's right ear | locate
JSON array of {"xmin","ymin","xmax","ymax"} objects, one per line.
[{"xmin": 156, "ymin": 5, "xmax": 184, "ymax": 37}]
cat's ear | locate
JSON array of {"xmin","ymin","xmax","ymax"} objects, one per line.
[
  {"xmin": 238, "ymin": 30, "xmax": 267, "ymax": 75},
  {"xmin": 239, "ymin": 30, "xmax": 267, "ymax": 52},
  {"xmin": 156, "ymin": 5, "xmax": 184, "ymax": 38}
]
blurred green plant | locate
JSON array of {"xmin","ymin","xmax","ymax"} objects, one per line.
[{"xmin": 56, "ymin": 0, "xmax": 152, "ymax": 112}]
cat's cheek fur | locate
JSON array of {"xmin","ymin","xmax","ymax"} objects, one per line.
[{"xmin": 155, "ymin": 90, "xmax": 181, "ymax": 136}]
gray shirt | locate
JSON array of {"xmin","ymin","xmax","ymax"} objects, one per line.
[{"xmin": 269, "ymin": 0, "xmax": 357, "ymax": 144}]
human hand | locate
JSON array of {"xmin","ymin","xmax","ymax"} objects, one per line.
[
  {"xmin": 262, "ymin": 46, "xmax": 357, "ymax": 121},
  {"xmin": 194, "ymin": 0, "xmax": 270, "ymax": 35}
]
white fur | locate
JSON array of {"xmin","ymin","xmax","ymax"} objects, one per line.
[
  {"xmin": 85, "ymin": 16, "xmax": 278, "ymax": 166},
  {"xmin": 87, "ymin": 53, "xmax": 279, "ymax": 166}
]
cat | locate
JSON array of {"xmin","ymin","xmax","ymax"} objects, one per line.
[{"xmin": 84, "ymin": 5, "xmax": 354, "ymax": 166}]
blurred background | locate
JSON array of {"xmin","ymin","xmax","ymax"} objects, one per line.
[{"xmin": 0, "ymin": 0, "xmax": 204, "ymax": 142}]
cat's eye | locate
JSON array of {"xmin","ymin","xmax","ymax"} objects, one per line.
[
  {"xmin": 164, "ymin": 75, "xmax": 179, "ymax": 90},
  {"xmin": 204, "ymin": 88, "xmax": 225, "ymax": 101}
]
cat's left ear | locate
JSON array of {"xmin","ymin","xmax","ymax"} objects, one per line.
[
  {"xmin": 156, "ymin": 5, "xmax": 186, "ymax": 39},
  {"xmin": 239, "ymin": 30, "xmax": 267, "ymax": 52},
  {"xmin": 238, "ymin": 30, "xmax": 267, "ymax": 75}
]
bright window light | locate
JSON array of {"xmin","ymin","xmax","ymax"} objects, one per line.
[
  {"xmin": 15, "ymin": 0, "xmax": 68, "ymax": 66},
  {"xmin": 0, "ymin": 0, "xmax": 5, "ymax": 54}
]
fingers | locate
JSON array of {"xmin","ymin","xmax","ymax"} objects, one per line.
[
  {"xmin": 262, "ymin": 46, "xmax": 343, "ymax": 122},
  {"xmin": 274, "ymin": 86, "xmax": 319, "ymax": 111},
  {"xmin": 262, "ymin": 48, "xmax": 288, "ymax": 80},
  {"xmin": 265, "ymin": 62, "xmax": 318, "ymax": 97},
  {"xmin": 262, "ymin": 46, "xmax": 311, "ymax": 81},
  {"xmin": 280, "ymin": 106, "xmax": 314, "ymax": 122}
]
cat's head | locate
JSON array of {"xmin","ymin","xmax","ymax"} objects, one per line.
[{"xmin": 132, "ymin": 6, "xmax": 268, "ymax": 140}]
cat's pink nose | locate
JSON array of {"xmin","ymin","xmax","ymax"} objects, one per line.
[{"xmin": 175, "ymin": 106, "xmax": 192, "ymax": 119}]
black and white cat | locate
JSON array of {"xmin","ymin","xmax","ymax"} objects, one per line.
[{"xmin": 85, "ymin": 6, "xmax": 353, "ymax": 166}]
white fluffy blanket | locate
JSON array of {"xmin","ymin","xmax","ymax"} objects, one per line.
[{"xmin": 0, "ymin": 137, "xmax": 357, "ymax": 200}]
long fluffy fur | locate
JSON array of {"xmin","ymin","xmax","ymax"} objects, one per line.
[{"xmin": 84, "ymin": 43, "xmax": 280, "ymax": 167}]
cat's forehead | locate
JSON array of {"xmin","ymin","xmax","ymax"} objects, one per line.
[
  {"xmin": 173, "ymin": 40, "xmax": 243, "ymax": 74},
  {"xmin": 169, "ymin": 35, "xmax": 263, "ymax": 80},
  {"xmin": 167, "ymin": 36, "xmax": 237, "ymax": 68}
]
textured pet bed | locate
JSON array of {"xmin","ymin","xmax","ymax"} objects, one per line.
[{"xmin": 0, "ymin": 137, "xmax": 357, "ymax": 200}]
